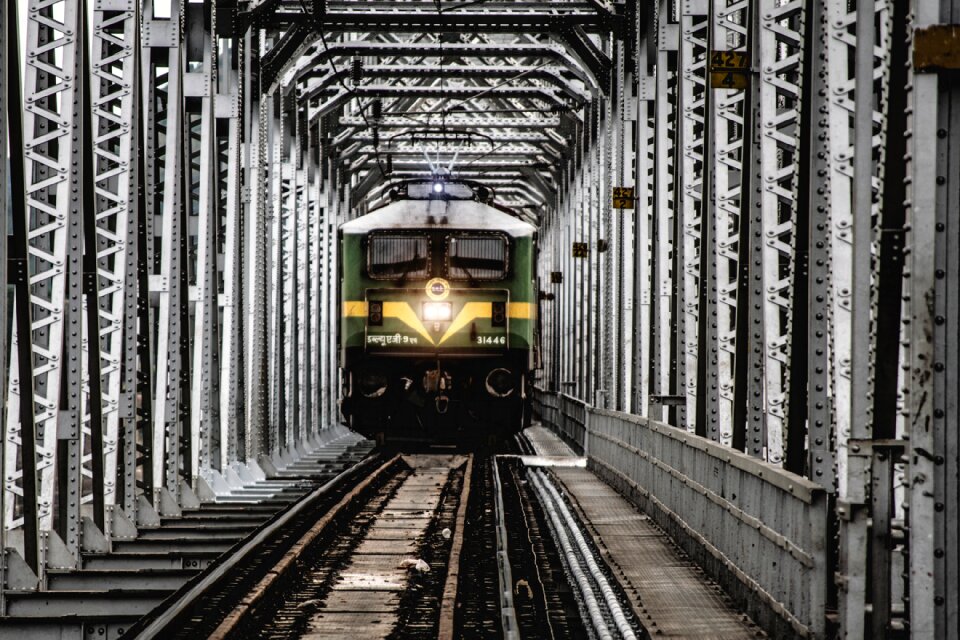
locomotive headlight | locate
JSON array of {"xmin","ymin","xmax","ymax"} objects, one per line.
[
  {"xmin": 422, "ymin": 301, "xmax": 452, "ymax": 322},
  {"xmin": 433, "ymin": 182, "xmax": 444, "ymax": 194}
]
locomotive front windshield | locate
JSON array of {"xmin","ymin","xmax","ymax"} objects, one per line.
[
  {"xmin": 447, "ymin": 235, "xmax": 508, "ymax": 280},
  {"xmin": 368, "ymin": 234, "xmax": 430, "ymax": 279},
  {"xmin": 367, "ymin": 232, "xmax": 509, "ymax": 281}
]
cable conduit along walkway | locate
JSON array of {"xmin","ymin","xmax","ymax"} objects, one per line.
[{"xmin": 529, "ymin": 469, "xmax": 638, "ymax": 640}]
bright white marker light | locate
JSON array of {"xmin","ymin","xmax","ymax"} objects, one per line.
[
  {"xmin": 422, "ymin": 302, "xmax": 452, "ymax": 321},
  {"xmin": 433, "ymin": 182, "xmax": 444, "ymax": 193}
]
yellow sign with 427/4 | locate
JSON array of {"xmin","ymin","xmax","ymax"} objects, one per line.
[{"xmin": 709, "ymin": 50, "xmax": 749, "ymax": 90}]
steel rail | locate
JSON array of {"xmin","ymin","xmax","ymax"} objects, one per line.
[
  {"xmin": 492, "ymin": 457, "xmax": 521, "ymax": 640},
  {"xmin": 207, "ymin": 454, "xmax": 402, "ymax": 638},
  {"xmin": 438, "ymin": 455, "xmax": 474, "ymax": 640},
  {"xmin": 133, "ymin": 452, "xmax": 388, "ymax": 638}
]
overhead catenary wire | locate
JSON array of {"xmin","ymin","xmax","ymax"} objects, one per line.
[
  {"xmin": 299, "ymin": 0, "xmax": 389, "ymax": 178},
  {"xmin": 301, "ymin": 0, "xmax": 566, "ymax": 184}
]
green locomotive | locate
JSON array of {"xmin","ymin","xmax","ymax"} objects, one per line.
[{"xmin": 339, "ymin": 179, "xmax": 539, "ymax": 443}]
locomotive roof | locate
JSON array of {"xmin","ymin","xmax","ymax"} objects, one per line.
[{"xmin": 341, "ymin": 198, "xmax": 536, "ymax": 237}]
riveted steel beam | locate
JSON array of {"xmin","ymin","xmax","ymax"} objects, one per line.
[
  {"xmin": 267, "ymin": 40, "xmax": 599, "ymax": 93},
  {"xmin": 560, "ymin": 26, "xmax": 612, "ymax": 91},
  {"xmin": 309, "ymin": 86, "xmax": 579, "ymax": 119},
  {"xmin": 338, "ymin": 115, "xmax": 563, "ymax": 129},
  {"xmin": 297, "ymin": 65, "xmax": 587, "ymax": 106},
  {"xmin": 237, "ymin": 1, "xmax": 621, "ymax": 36}
]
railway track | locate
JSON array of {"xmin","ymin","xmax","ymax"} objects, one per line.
[
  {"xmin": 128, "ymin": 453, "xmax": 473, "ymax": 639},
  {"xmin": 123, "ymin": 435, "xmax": 643, "ymax": 639}
]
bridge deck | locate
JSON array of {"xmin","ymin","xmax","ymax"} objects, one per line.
[{"xmin": 525, "ymin": 426, "xmax": 762, "ymax": 639}]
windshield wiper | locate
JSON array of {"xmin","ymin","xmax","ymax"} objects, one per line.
[
  {"xmin": 455, "ymin": 260, "xmax": 478, "ymax": 287},
  {"xmin": 396, "ymin": 252, "xmax": 424, "ymax": 285}
]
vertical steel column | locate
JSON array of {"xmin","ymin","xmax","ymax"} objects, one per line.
[
  {"xmin": 245, "ymin": 30, "xmax": 269, "ymax": 461},
  {"xmin": 573, "ymin": 137, "xmax": 584, "ymax": 398},
  {"xmin": 906, "ymin": 5, "xmax": 960, "ymax": 635},
  {"xmin": 615, "ymin": 39, "xmax": 635, "ymax": 412},
  {"xmin": 824, "ymin": 0, "xmax": 890, "ymax": 499},
  {"xmin": 755, "ymin": 0, "xmax": 806, "ymax": 464},
  {"xmin": 694, "ymin": 10, "xmax": 714, "ymax": 440},
  {"xmin": 287, "ymin": 99, "xmax": 302, "ymax": 448},
  {"xmin": 867, "ymin": 1, "xmax": 908, "ymax": 631},
  {"xmin": 587, "ymin": 101, "xmax": 599, "ymax": 403},
  {"xmin": 317, "ymin": 132, "xmax": 327, "ymax": 435},
  {"xmin": 1, "ymin": 0, "xmax": 41, "ymax": 575},
  {"xmin": 296, "ymin": 110, "xmax": 310, "ymax": 443},
  {"xmin": 110, "ymin": 0, "xmax": 143, "ymax": 525},
  {"xmin": 266, "ymin": 92, "xmax": 288, "ymax": 453},
  {"xmin": 220, "ymin": 35, "xmax": 245, "ymax": 467},
  {"xmin": 79, "ymin": 2, "xmax": 107, "ymax": 538},
  {"xmin": 151, "ymin": 0, "xmax": 187, "ymax": 505},
  {"xmin": 632, "ymin": 79, "xmax": 654, "ymax": 417},
  {"xmin": 904, "ymin": 13, "xmax": 938, "ymax": 634},
  {"xmin": 828, "ymin": 2, "xmax": 889, "ymax": 635},
  {"xmin": 186, "ymin": 0, "xmax": 221, "ymax": 478},
  {"xmin": 680, "ymin": 1, "xmax": 708, "ymax": 430},
  {"xmin": 10, "ymin": 0, "xmax": 85, "ymax": 565},
  {"xmin": 798, "ymin": 0, "xmax": 835, "ymax": 487},
  {"xmin": 90, "ymin": 4, "xmax": 134, "ymax": 522},
  {"xmin": 331, "ymin": 161, "xmax": 347, "ymax": 427},
  {"xmin": 847, "ymin": 13, "xmax": 879, "ymax": 630},
  {"xmin": 0, "ymin": 0, "xmax": 9, "ymax": 596},
  {"xmin": 137, "ymin": 23, "xmax": 161, "ymax": 514},
  {"xmin": 740, "ymin": 0, "xmax": 765, "ymax": 458},
  {"xmin": 708, "ymin": 0, "xmax": 747, "ymax": 447},
  {"xmin": 306, "ymin": 122, "xmax": 320, "ymax": 438},
  {"xmin": 321, "ymin": 154, "xmax": 333, "ymax": 428},
  {"xmin": 652, "ymin": 7, "xmax": 678, "ymax": 423},
  {"xmin": 601, "ymin": 86, "xmax": 616, "ymax": 409},
  {"xmin": 281, "ymin": 95, "xmax": 296, "ymax": 449},
  {"xmin": 267, "ymin": 92, "xmax": 283, "ymax": 452}
]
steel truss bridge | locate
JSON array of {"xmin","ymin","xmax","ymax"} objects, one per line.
[{"xmin": 0, "ymin": 0, "xmax": 958, "ymax": 637}]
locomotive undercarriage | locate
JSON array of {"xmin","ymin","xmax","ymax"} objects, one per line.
[{"xmin": 341, "ymin": 351, "xmax": 531, "ymax": 443}]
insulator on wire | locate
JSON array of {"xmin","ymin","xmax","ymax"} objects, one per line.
[
  {"xmin": 386, "ymin": 154, "xmax": 393, "ymax": 174},
  {"xmin": 371, "ymin": 98, "xmax": 382, "ymax": 121},
  {"xmin": 351, "ymin": 57, "xmax": 363, "ymax": 84},
  {"xmin": 372, "ymin": 127, "xmax": 380, "ymax": 148}
]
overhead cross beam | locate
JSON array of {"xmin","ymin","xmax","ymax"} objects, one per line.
[
  {"xmin": 338, "ymin": 115, "xmax": 563, "ymax": 129},
  {"xmin": 264, "ymin": 36, "xmax": 609, "ymax": 93},
  {"xmin": 309, "ymin": 86, "xmax": 580, "ymax": 122},
  {"xmin": 236, "ymin": 1, "xmax": 622, "ymax": 36},
  {"xmin": 296, "ymin": 64, "xmax": 586, "ymax": 104}
]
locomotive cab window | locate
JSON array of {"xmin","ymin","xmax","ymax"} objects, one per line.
[
  {"xmin": 368, "ymin": 234, "xmax": 430, "ymax": 280},
  {"xmin": 446, "ymin": 234, "xmax": 509, "ymax": 281}
]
